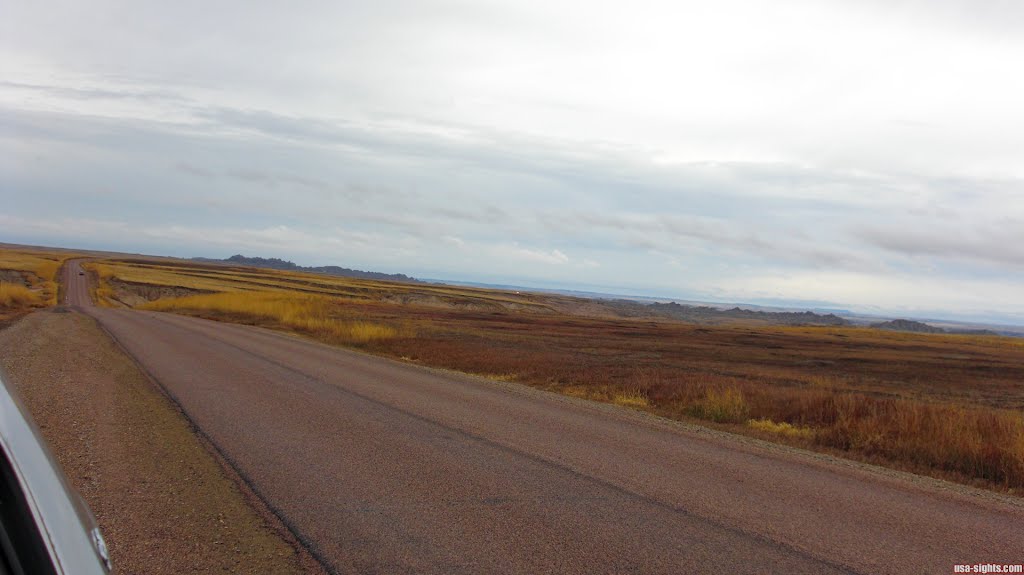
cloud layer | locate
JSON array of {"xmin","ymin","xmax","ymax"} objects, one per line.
[{"xmin": 2, "ymin": 0, "xmax": 1024, "ymax": 322}]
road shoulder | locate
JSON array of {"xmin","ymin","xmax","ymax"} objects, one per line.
[{"xmin": 0, "ymin": 309, "xmax": 317, "ymax": 574}]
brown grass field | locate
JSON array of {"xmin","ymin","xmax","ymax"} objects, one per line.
[{"xmin": 37, "ymin": 254, "xmax": 1024, "ymax": 492}]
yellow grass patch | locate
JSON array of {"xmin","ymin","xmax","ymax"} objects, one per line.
[
  {"xmin": 612, "ymin": 388, "xmax": 650, "ymax": 408},
  {"xmin": 561, "ymin": 385, "xmax": 598, "ymax": 400},
  {"xmin": 90, "ymin": 262, "xmax": 253, "ymax": 294},
  {"xmin": 690, "ymin": 387, "xmax": 749, "ymax": 423},
  {"xmin": 0, "ymin": 247, "xmax": 74, "ymax": 307},
  {"xmin": 0, "ymin": 283, "xmax": 42, "ymax": 308},
  {"xmin": 557, "ymin": 385, "xmax": 649, "ymax": 409},
  {"xmin": 83, "ymin": 263, "xmax": 118, "ymax": 307},
  {"xmin": 141, "ymin": 291, "xmax": 400, "ymax": 344},
  {"xmin": 748, "ymin": 418, "xmax": 814, "ymax": 439},
  {"xmin": 479, "ymin": 373, "xmax": 519, "ymax": 382}
]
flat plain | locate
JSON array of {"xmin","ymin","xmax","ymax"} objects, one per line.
[
  {"xmin": 81, "ymin": 254, "xmax": 1024, "ymax": 492},
  {"xmin": 3, "ymin": 245, "xmax": 1024, "ymax": 573}
]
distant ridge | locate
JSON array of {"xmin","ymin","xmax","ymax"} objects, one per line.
[
  {"xmin": 644, "ymin": 301, "xmax": 850, "ymax": 326},
  {"xmin": 870, "ymin": 318, "xmax": 998, "ymax": 336},
  {"xmin": 193, "ymin": 255, "xmax": 421, "ymax": 283},
  {"xmin": 870, "ymin": 319, "xmax": 943, "ymax": 333}
]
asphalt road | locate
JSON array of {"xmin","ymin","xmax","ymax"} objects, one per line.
[{"xmin": 64, "ymin": 260, "xmax": 1024, "ymax": 574}]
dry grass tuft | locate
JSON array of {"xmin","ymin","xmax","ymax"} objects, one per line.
[
  {"xmin": 480, "ymin": 373, "xmax": 519, "ymax": 382},
  {"xmin": 612, "ymin": 388, "xmax": 650, "ymax": 408},
  {"xmin": 748, "ymin": 418, "xmax": 814, "ymax": 439},
  {"xmin": 690, "ymin": 387, "xmax": 748, "ymax": 423},
  {"xmin": 557, "ymin": 385, "xmax": 650, "ymax": 409}
]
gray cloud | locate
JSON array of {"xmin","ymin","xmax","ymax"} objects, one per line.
[
  {"xmin": 856, "ymin": 221, "xmax": 1024, "ymax": 268},
  {"xmin": 3, "ymin": 0, "xmax": 1024, "ymax": 320},
  {"xmin": 0, "ymin": 80, "xmax": 190, "ymax": 104},
  {"xmin": 4, "ymin": 101, "xmax": 1013, "ymax": 278},
  {"xmin": 174, "ymin": 162, "xmax": 215, "ymax": 178},
  {"xmin": 537, "ymin": 211, "xmax": 878, "ymax": 272},
  {"xmin": 224, "ymin": 169, "xmax": 330, "ymax": 191}
]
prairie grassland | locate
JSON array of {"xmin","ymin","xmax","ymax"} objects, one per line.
[
  {"xmin": 89, "ymin": 259, "xmax": 558, "ymax": 312},
  {"xmin": 0, "ymin": 246, "xmax": 74, "ymax": 316},
  {"xmin": 141, "ymin": 291, "xmax": 403, "ymax": 344},
  {"xmin": 96, "ymin": 257, "xmax": 1024, "ymax": 491},
  {"xmin": 381, "ymin": 313, "xmax": 1024, "ymax": 488},
  {"xmin": 87, "ymin": 261, "xmax": 252, "ymax": 298},
  {"xmin": 777, "ymin": 324, "xmax": 1024, "ymax": 350}
]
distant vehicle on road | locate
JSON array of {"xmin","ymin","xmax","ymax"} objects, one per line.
[
  {"xmin": 78, "ymin": 272, "xmax": 84, "ymax": 276},
  {"xmin": 0, "ymin": 373, "xmax": 111, "ymax": 574}
]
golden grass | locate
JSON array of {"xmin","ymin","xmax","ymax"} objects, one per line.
[
  {"xmin": 0, "ymin": 247, "xmax": 74, "ymax": 308},
  {"xmin": 558, "ymin": 385, "xmax": 651, "ymax": 409},
  {"xmin": 141, "ymin": 291, "xmax": 401, "ymax": 344},
  {"xmin": 612, "ymin": 388, "xmax": 650, "ymax": 408},
  {"xmin": 0, "ymin": 283, "xmax": 42, "ymax": 308},
  {"xmin": 561, "ymin": 385, "xmax": 599, "ymax": 400},
  {"xmin": 83, "ymin": 262, "xmax": 118, "ymax": 307},
  {"xmin": 690, "ymin": 388, "xmax": 748, "ymax": 423},
  {"xmin": 479, "ymin": 373, "xmax": 519, "ymax": 382},
  {"xmin": 748, "ymin": 418, "xmax": 814, "ymax": 439},
  {"xmin": 91, "ymin": 262, "xmax": 254, "ymax": 294}
]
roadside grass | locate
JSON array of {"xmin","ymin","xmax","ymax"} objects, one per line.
[
  {"xmin": 83, "ymin": 262, "xmax": 118, "ymax": 307},
  {"xmin": 93, "ymin": 257, "xmax": 1024, "ymax": 492},
  {"xmin": 748, "ymin": 418, "xmax": 814, "ymax": 439},
  {"xmin": 689, "ymin": 388, "xmax": 748, "ymax": 423},
  {"xmin": 0, "ymin": 246, "xmax": 75, "ymax": 314},
  {"xmin": 812, "ymin": 396, "xmax": 1024, "ymax": 485},
  {"xmin": 0, "ymin": 283, "xmax": 42, "ymax": 308},
  {"xmin": 561, "ymin": 385, "xmax": 651, "ymax": 408},
  {"xmin": 477, "ymin": 373, "xmax": 519, "ymax": 382},
  {"xmin": 612, "ymin": 388, "xmax": 651, "ymax": 408},
  {"xmin": 140, "ymin": 291, "xmax": 403, "ymax": 345}
]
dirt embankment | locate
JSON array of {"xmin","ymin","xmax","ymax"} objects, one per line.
[
  {"xmin": 0, "ymin": 311, "xmax": 315, "ymax": 574},
  {"xmin": 0, "ymin": 269, "xmax": 29, "ymax": 285},
  {"xmin": 106, "ymin": 278, "xmax": 214, "ymax": 307}
]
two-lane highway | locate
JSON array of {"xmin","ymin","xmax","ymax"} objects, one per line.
[{"xmin": 64, "ymin": 260, "xmax": 1024, "ymax": 574}]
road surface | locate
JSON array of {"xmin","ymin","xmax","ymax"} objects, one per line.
[{"xmin": 64, "ymin": 260, "xmax": 1023, "ymax": 574}]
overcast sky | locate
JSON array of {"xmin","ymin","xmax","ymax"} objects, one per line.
[{"xmin": 3, "ymin": 0, "xmax": 1023, "ymax": 323}]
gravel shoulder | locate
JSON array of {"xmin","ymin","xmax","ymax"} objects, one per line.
[{"xmin": 0, "ymin": 309, "xmax": 315, "ymax": 574}]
